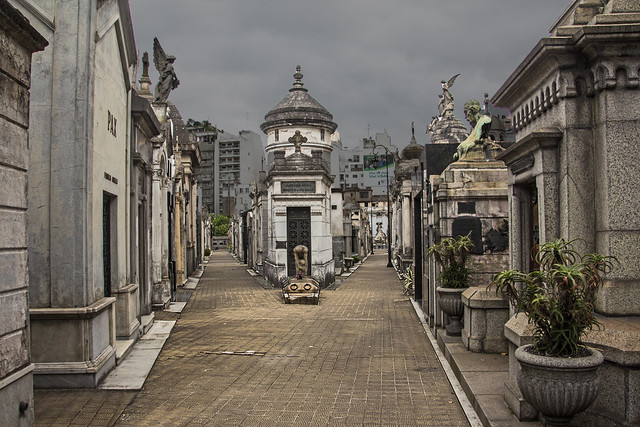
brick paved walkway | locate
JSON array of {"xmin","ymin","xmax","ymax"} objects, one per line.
[{"xmin": 36, "ymin": 251, "xmax": 468, "ymax": 426}]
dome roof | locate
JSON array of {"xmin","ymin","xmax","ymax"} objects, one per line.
[
  {"xmin": 402, "ymin": 123, "xmax": 424, "ymax": 160},
  {"xmin": 429, "ymin": 115, "xmax": 469, "ymax": 144},
  {"xmin": 260, "ymin": 66, "xmax": 338, "ymax": 134}
]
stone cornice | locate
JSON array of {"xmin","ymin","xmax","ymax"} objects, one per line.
[
  {"xmin": 496, "ymin": 127, "xmax": 562, "ymax": 166},
  {"xmin": 30, "ymin": 297, "xmax": 116, "ymax": 320},
  {"xmin": 493, "ymin": 21, "xmax": 640, "ymax": 133},
  {"xmin": 0, "ymin": 1, "xmax": 48, "ymax": 52}
]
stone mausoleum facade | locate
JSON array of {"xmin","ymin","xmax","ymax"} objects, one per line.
[
  {"xmin": 492, "ymin": 1, "xmax": 640, "ymax": 424},
  {"xmin": 256, "ymin": 67, "xmax": 339, "ymax": 287}
]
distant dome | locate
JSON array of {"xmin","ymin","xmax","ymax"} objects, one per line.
[
  {"xmin": 402, "ymin": 126, "xmax": 423, "ymax": 160},
  {"xmin": 260, "ymin": 66, "xmax": 337, "ymax": 134}
]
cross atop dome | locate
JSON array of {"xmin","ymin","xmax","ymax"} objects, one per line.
[{"xmin": 289, "ymin": 130, "xmax": 307, "ymax": 153}]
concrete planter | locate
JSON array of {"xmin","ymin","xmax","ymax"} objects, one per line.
[
  {"xmin": 515, "ymin": 344, "xmax": 604, "ymax": 426},
  {"xmin": 436, "ymin": 287, "xmax": 465, "ymax": 336}
]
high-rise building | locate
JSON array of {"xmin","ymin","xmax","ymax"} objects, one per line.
[
  {"xmin": 188, "ymin": 125, "xmax": 265, "ymax": 217},
  {"xmin": 186, "ymin": 123, "xmax": 218, "ymax": 214},
  {"xmin": 216, "ymin": 130, "xmax": 264, "ymax": 216},
  {"xmin": 331, "ymin": 130, "xmax": 397, "ymax": 196}
]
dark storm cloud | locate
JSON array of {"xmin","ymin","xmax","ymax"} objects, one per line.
[{"xmin": 130, "ymin": 0, "xmax": 572, "ymax": 148}]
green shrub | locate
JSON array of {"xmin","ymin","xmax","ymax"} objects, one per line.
[
  {"xmin": 427, "ymin": 233, "xmax": 474, "ymax": 289},
  {"xmin": 491, "ymin": 239, "xmax": 617, "ymax": 357}
]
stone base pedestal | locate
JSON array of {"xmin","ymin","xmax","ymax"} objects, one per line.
[
  {"xmin": 462, "ymin": 287, "xmax": 509, "ymax": 353},
  {"xmin": 311, "ymin": 259, "xmax": 335, "ymax": 288},
  {"xmin": 575, "ymin": 314, "xmax": 640, "ymax": 426},
  {"xmin": 504, "ymin": 315, "xmax": 537, "ymax": 421},
  {"xmin": 114, "ymin": 283, "xmax": 140, "ymax": 339},
  {"xmin": 264, "ymin": 259, "xmax": 287, "ymax": 288},
  {"xmin": 0, "ymin": 364, "xmax": 34, "ymax": 427},
  {"xmin": 151, "ymin": 280, "xmax": 170, "ymax": 311},
  {"xmin": 30, "ymin": 297, "xmax": 116, "ymax": 388},
  {"xmin": 265, "ymin": 258, "xmax": 335, "ymax": 288}
]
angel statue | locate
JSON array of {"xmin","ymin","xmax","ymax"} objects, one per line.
[
  {"xmin": 439, "ymin": 74, "xmax": 459, "ymax": 118},
  {"xmin": 153, "ymin": 37, "xmax": 180, "ymax": 103}
]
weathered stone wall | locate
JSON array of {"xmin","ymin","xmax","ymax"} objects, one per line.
[
  {"xmin": 0, "ymin": 2, "xmax": 47, "ymax": 424},
  {"xmin": 493, "ymin": 2, "xmax": 640, "ymax": 423},
  {"xmin": 12, "ymin": 0, "xmax": 137, "ymax": 387}
]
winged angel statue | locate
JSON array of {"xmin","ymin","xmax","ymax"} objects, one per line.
[
  {"xmin": 438, "ymin": 73, "xmax": 459, "ymax": 118},
  {"xmin": 153, "ymin": 37, "xmax": 180, "ymax": 103}
]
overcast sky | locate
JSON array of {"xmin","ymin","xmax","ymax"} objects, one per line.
[{"xmin": 129, "ymin": 0, "xmax": 573, "ymax": 149}]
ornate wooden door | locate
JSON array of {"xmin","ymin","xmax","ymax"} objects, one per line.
[{"xmin": 287, "ymin": 207, "xmax": 311, "ymax": 276}]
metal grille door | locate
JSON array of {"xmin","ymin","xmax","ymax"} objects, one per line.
[
  {"xmin": 287, "ymin": 207, "xmax": 311, "ymax": 276},
  {"xmin": 103, "ymin": 195, "xmax": 111, "ymax": 297}
]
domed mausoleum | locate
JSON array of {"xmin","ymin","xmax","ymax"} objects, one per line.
[{"xmin": 260, "ymin": 66, "xmax": 338, "ymax": 288}]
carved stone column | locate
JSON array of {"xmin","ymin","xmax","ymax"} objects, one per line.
[
  {"xmin": 402, "ymin": 194, "xmax": 412, "ymax": 255},
  {"xmin": 151, "ymin": 136, "xmax": 169, "ymax": 309}
]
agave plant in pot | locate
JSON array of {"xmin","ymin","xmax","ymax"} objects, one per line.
[
  {"xmin": 428, "ymin": 233, "xmax": 474, "ymax": 336},
  {"xmin": 491, "ymin": 239, "xmax": 617, "ymax": 426}
]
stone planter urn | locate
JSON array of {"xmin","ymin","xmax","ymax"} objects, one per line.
[
  {"xmin": 436, "ymin": 287, "xmax": 465, "ymax": 336},
  {"xmin": 515, "ymin": 344, "xmax": 604, "ymax": 426}
]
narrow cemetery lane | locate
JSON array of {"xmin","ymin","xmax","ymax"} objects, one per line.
[{"xmin": 114, "ymin": 251, "xmax": 468, "ymax": 426}]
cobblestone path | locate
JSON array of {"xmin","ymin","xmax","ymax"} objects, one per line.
[{"xmin": 37, "ymin": 251, "xmax": 468, "ymax": 426}]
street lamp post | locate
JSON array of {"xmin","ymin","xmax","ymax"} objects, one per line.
[{"xmin": 373, "ymin": 144, "xmax": 393, "ymax": 268}]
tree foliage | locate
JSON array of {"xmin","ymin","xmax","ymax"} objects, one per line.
[
  {"xmin": 211, "ymin": 214, "xmax": 230, "ymax": 236},
  {"xmin": 186, "ymin": 118, "xmax": 217, "ymax": 132}
]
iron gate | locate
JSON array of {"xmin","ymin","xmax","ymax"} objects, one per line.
[{"xmin": 287, "ymin": 207, "xmax": 311, "ymax": 276}]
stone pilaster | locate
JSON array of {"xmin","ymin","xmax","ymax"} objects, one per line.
[{"xmin": 0, "ymin": 2, "xmax": 47, "ymax": 424}]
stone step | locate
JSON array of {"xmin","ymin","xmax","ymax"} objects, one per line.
[
  {"xmin": 140, "ymin": 313, "xmax": 155, "ymax": 335},
  {"xmin": 115, "ymin": 339, "xmax": 135, "ymax": 366}
]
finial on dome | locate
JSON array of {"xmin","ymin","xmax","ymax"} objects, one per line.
[
  {"xmin": 293, "ymin": 65, "xmax": 304, "ymax": 88},
  {"xmin": 409, "ymin": 121, "xmax": 417, "ymax": 145}
]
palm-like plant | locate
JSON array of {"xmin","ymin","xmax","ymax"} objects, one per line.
[
  {"xmin": 427, "ymin": 233, "xmax": 474, "ymax": 289},
  {"xmin": 492, "ymin": 239, "xmax": 617, "ymax": 357},
  {"xmin": 402, "ymin": 266, "xmax": 414, "ymax": 295}
]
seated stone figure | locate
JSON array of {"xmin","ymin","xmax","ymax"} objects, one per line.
[
  {"xmin": 454, "ymin": 99, "xmax": 494, "ymax": 161},
  {"xmin": 293, "ymin": 245, "xmax": 309, "ymax": 277}
]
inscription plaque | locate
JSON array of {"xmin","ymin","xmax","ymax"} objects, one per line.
[
  {"xmin": 510, "ymin": 155, "xmax": 534, "ymax": 175},
  {"xmin": 281, "ymin": 181, "xmax": 316, "ymax": 194}
]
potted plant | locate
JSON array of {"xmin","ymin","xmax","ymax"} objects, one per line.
[
  {"xmin": 491, "ymin": 239, "xmax": 617, "ymax": 426},
  {"xmin": 428, "ymin": 233, "xmax": 474, "ymax": 336},
  {"xmin": 401, "ymin": 266, "xmax": 414, "ymax": 296}
]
